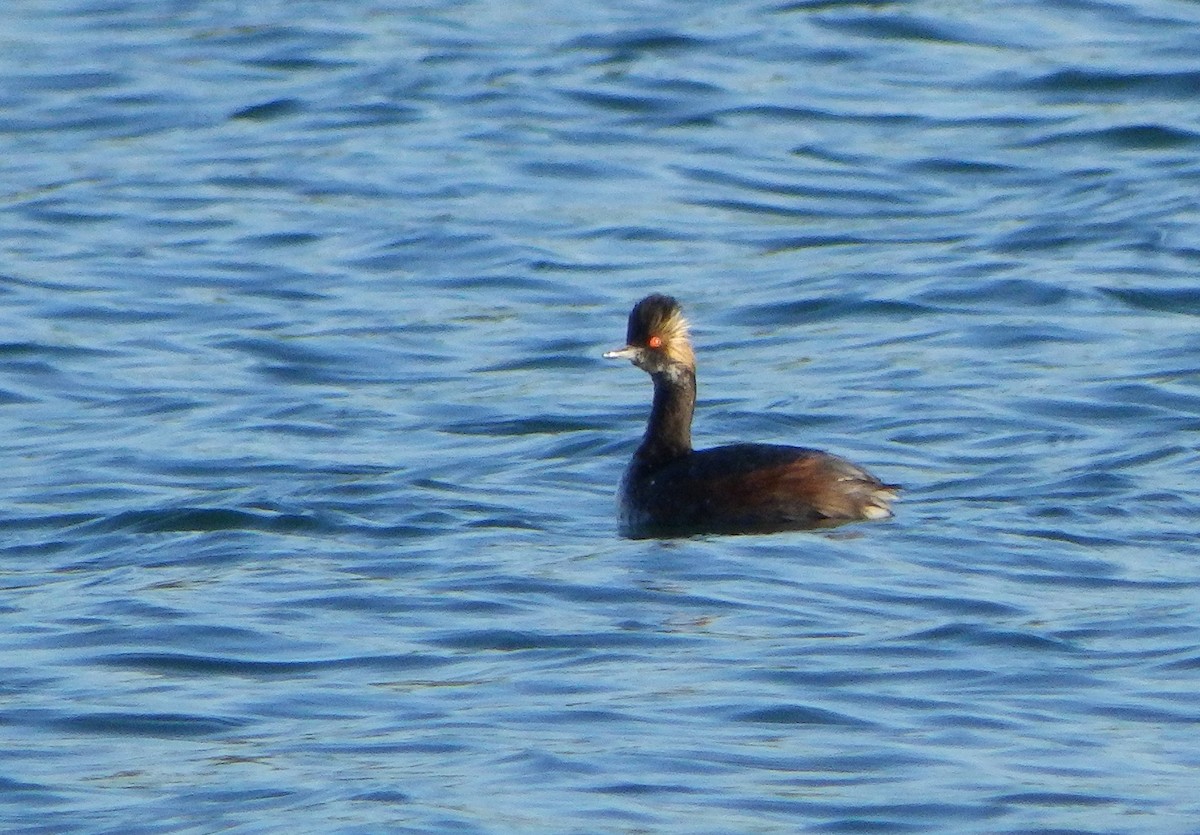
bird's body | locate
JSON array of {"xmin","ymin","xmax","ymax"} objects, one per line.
[{"xmin": 605, "ymin": 294, "xmax": 897, "ymax": 537}]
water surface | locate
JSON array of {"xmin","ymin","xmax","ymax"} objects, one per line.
[{"xmin": 3, "ymin": 0, "xmax": 1200, "ymax": 832}]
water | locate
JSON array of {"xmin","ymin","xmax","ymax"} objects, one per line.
[{"xmin": 3, "ymin": 0, "xmax": 1200, "ymax": 831}]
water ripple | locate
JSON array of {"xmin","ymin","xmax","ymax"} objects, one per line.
[{"xmin": 98, "ymin": 651, "xmax": 447, "ymax": 677}]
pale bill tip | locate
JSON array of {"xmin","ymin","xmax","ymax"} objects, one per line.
[{"xmin": 604, "ymin": 346, "xmax": 638, "ymax": 360}]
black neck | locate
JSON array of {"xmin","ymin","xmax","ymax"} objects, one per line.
[{"xmin": 635, "ymin": 365, "xmax": 695, "ymax": 468}]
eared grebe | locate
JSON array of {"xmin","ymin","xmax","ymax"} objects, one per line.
[{"xmin": 604, "ymin": 294, "xmax": 898, "ymax": 537}]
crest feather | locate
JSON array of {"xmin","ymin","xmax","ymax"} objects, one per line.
[{"xmin": 627, "ymin": 294, "xmax": 695, "ymax": 367}]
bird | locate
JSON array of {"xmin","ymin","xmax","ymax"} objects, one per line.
[{"xmin": 604, "ymin": 293, "xmax": 898, "ymax": 536}]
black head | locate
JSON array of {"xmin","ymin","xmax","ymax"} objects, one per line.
[
  {"xmin": 625, "ymin": 294, "xmax": 681, "ymax": 345},
  {"xmin": 604, "ymin": 293, "xmax": 695, "ymax": 374}
]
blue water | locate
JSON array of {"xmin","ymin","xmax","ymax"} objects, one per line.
[{"xmin": 4, "ymin": 0, "xmax": 1200, "ymax": 832}]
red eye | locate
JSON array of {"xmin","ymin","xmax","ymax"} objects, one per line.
[{"xmin": 648, "ymin": 335, "xmax": 663, "ymax": 349}]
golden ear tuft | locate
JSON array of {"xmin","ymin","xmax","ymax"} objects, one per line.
[{"xmin": 657, "ymin": 306, "xmax": 694, "ymax": 368}]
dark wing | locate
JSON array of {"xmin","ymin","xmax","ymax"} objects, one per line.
[{"xmin": 649, "ymin": 443, "xmax": 897, "ymax": 529}]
